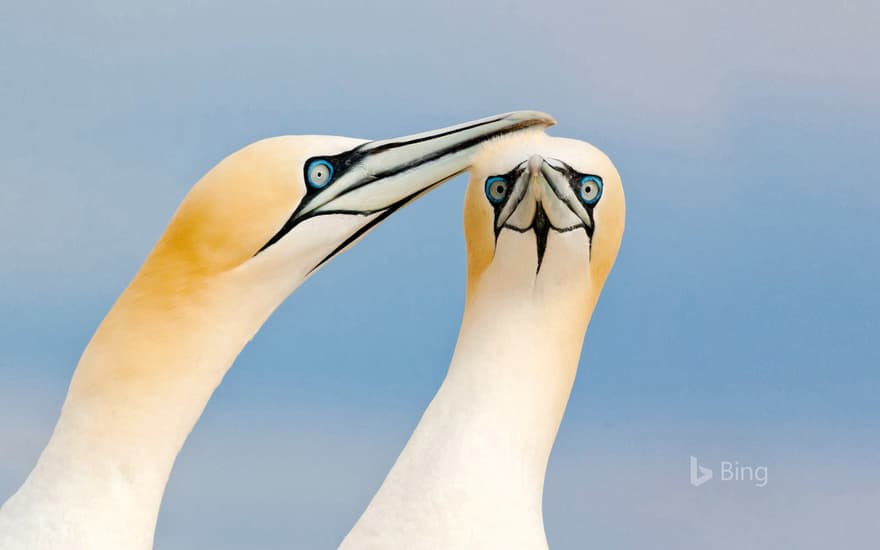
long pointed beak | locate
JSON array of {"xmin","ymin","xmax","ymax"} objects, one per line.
[
  {"xmin": 296, "ymin": 111, "xmax": 554, "ymax": 218},
  {"xmin": 256, "ymin": 111, "xmax": 554, "ymax": 255},
  {"xmin": 494, "ymin": 154, "xmax": 597, "ymax": 273}
]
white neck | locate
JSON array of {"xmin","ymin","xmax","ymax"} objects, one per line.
[
  {"xmin": 0, "ymin": 255, "xmax": 305, "ymax": 550},
  {"xmin": 342, "ymin": 233, "xmax": 594, "ymax": 550}
]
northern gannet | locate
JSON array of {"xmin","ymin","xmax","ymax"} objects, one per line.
[
  {"xmin": 340, "ymin": 131, "xmax": 625, "ymax": 549},
  {"xmin": 0, "ymin": 112, "xmax": 555, "ymax": 550}
]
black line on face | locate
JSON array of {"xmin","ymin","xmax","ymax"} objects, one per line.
[
  {"xmin": 533, "ymin": 204, "xmax": 550, "ymax": 273},
  {"xmin": 359, "ymin": 115, "xmax": 506, "ymax": 156},
  {"xmin": 305, "ymin": 180, "xmax": 440, "ymax": 274},
  {"xmin": 255, "ymin": 147, "xmax": 368, "ymax": 254},
  {"xmin": 486, "ymin": 159, "xmax": 602, "ymax": 272},
  {"xmin": 256, "ymin": 117, "xmax": 543, "ymax": 255},
  {"xmin": 307, "ymin": 204, "xmax": 396, "ymax": 274},
  {"xmin": 490, "ymin": 163, "xmax": 528, "ymax": 239}
]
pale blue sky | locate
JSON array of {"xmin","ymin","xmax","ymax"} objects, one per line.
[{"xmin": 1, "ymin": 1, "xmax": 878, "ymax": 548}]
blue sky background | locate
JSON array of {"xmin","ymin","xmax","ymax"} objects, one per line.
[{"xmin": 1, "ymin": 1, "xmax": 877, "ymax": 548}]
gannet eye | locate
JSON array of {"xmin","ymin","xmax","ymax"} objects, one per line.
[
  {"xmin": 306, "ymin": 160, "xmax": 334, "ymax": 189},
  {"xmin": 485, "ymin": 176, "xmax": 510, "ymax": 204},
  {"xmin": 577, "ymin": 175, "xmax": 602, "ymax": 205}
]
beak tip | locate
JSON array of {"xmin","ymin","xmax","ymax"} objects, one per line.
[{"xmin": 506, "ymin": 110, "xmax": 556, "ymax": 128}]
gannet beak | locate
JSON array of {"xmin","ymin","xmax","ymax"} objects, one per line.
[
  {"xmin": 258, "ymin": 111, "xmax": 555, "ymax": 254},
  {"xmin": 299, "ymin": 111, "xmax": 554, "ymax": 217},
  {"xmin": 494, "ymin": 154, "xmax": 598, "ymax": 273},
  {"xmin": 527, "ymin": 155, "xmax": 553, "ymax": 271}
]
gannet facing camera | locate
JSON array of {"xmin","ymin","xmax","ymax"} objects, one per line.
[
  {"xmin": 341, "ymin": 131, "xmax": 625, "ymax": 549},
  {"xmin": 0, "ymin": 112, "xmax": 554, "ymax": 550}
]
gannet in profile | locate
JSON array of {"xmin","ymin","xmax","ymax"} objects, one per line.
[
  {"xmin": 340, "ymin": 131, "xmax": 625, "ymax": 549},
  {"xmin": 0, "ymin": 111, "xmax": 555, "ymax": 550}
]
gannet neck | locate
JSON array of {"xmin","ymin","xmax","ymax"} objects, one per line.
[
  {"xmin": 0, "ymin": 113, "xmax": 558, "ymax": 550},
  {"xmin": 341, "ymin": 132, "xmax": 625, "ymax": 550},
  {"xmin": 0, "ymin": 257, "xmax": 302, "ymax": 550},
  {"xmin": 341, "ymin": 233, "xmax": 596, "ymax": 550}
]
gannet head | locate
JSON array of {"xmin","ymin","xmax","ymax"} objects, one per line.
[
  {"xmin": 142, "ymin": 112, "xmax": 554, "ymax": 296},
  {"xmin": 464, "ymin": 131, "xmax": 625, "ymax": 308}
]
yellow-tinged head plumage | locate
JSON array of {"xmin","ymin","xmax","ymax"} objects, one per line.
[
  {"xmin": 464, "ymin": 131, "xmax": 625, "ymax": 308},
  {"xmin": 152, "ymin": 136, "xmax": 342, "ymax": 275},
  {"xmin": 144, "ymin": 136, "xmax": 362, "ymax": 280}
]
